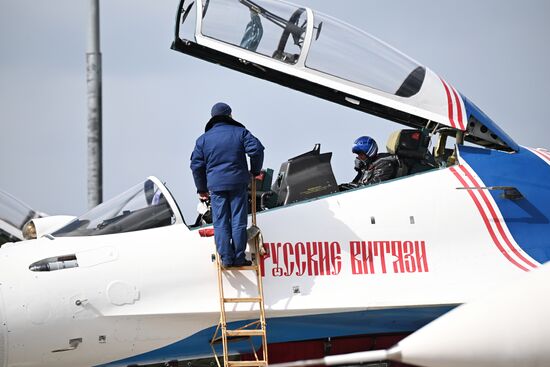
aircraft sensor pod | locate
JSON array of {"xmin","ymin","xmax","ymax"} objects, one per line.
[{"xmin": 28, "ymin": 255, "xmax": 78, "ymax": 272}]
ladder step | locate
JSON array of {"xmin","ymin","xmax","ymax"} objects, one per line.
[
  {"xmin": 227, "ymin": 361, "xmax": 268, "ymax": 367},
  {"xmin": 211, "ymin": 335, "xmax": 250, "ymax": 344},
  {"xmin": 226, "ymin": 329, "xmax": 265, "ymax": 337},
  {"xmin": 223, "ymin": 297, "xmax": 261, "ymax": 303},
  {"xmin": 222, "ymin": 265, "xmax": 258, "ymax": 271}
]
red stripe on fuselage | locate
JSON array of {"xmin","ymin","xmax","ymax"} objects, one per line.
[
  {"xmin": 526, "ymin": 148, "xmax": 550, "ymax": 166},
  {"xmin": 449, "ymin": 166, "xmax": 529, "ymax": 272},
  {"xmin": 537, "ymin": 149, "xmax": 550, "ymax": 162},
  {"xmin": 459, "ymin": 165, "xmax": 538, "ymax": 269},
  {"xmin": 440, "ymin": 78, "xmax": 457, "ymax": 129},
  {"xmin": 450, "ymin": 86, "xmax": 465, "ymax": 131}
]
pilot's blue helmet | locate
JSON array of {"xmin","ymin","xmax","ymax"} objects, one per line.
[
  {"xmin": 352, "ymin": 136, "xmax": 378, "ymax": 158},
  {"xmin": 211, "ymin": 102, "xmax": 232, "ymax": 117}
]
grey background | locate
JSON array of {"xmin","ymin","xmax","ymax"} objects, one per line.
[{"xmin": 1, "ymin": 0, "xmax": 549, "ymax": 222}]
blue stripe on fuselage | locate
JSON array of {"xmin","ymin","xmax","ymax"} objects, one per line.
[
  {"xmin": 98, "ymin": 305, "xmax": 455, "ymax": 366},
  {"xmin": 459, "ymin": 145, "xmax": 550, "ymax": 264}
]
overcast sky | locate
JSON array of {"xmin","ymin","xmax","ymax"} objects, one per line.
[{"xmin": 1, "ymin": 0, "xmax": 549, "ymax": 222}]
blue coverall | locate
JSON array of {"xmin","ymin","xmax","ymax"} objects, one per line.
[{"xmin": 190, "ymin": 115, "xmax": 264, "ymax": 266}]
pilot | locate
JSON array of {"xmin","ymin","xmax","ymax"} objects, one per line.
[
  {"xmin": 190, "ymin": 102, "xmax": 264, "ymax": 268},
  {"xmin": 341, "ymin": 136, "xmax": 398, "ymax": 190}
]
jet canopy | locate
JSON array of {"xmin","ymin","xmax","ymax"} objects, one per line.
[
  {"xmin": 172, "ymin": 0, "xmax": 518, "ymax": 151},
  {"xmin": 52, "ymin": 178, "xmax": 184, "ymax": 238}
]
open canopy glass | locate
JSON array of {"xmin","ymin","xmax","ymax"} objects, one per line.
[
  {"xmin": 173, "ymin": 0, "xmax": 518, "ymax": 151},
  {"xmin": 202, "ymin": 0, "xmax": 307, "ymax": 64},
  {"xmin": 199, "ymin": 0, "xmax": 424, "ymax": 96},
  {"xmin": 306, "ymin": 11, "xmax": 425, "ymax": 97}
]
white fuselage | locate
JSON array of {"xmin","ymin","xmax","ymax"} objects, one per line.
[{"xmin": 0, "ymin": 164, "xmax": 534, "ymax": 367}]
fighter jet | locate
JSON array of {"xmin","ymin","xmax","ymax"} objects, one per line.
[{"xmin": 0, "ymin": 0, "xmax": 548, "ymax": 366}]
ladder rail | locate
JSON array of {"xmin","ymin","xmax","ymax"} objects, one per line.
[
  {"xmin": 251, "ymin": 178, "xmax": 268, "ymax": 362},
  {"xmin": 254, "ymin": 241, "xmax": 268, "ymax": 362},
  {"xmin": 215, "ymin": 252, "xmax": 230, "ymax": 366},
  {"xmin": 251, "ymin": 174, "xmax": 257, "ymax": 227}
]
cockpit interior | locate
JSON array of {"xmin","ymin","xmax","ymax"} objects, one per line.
[{"xmin": 190, "ymin": 125, "xmax": 461, "ymax": 228}]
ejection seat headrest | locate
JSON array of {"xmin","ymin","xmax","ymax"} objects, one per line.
[
  {"xmin": 386, "ymin": 131, "xmax": 401, "ymax": 155},
  {"xmin": 386, "ymin": 129, "xmax": 430, "ymax": 160}
]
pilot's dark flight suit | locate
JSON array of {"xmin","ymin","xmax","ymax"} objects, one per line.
[
  {"xmin": 339, "ymin": 153, "xmax": 398, "ymax": 191},
  {"xmin": 352, "ymin": 153, "xmax": 399, "ymax": 185}
]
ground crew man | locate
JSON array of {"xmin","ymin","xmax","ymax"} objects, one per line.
[{"xmin": 190, "ymin": 102, "xmax": 264, "ymax": 267}]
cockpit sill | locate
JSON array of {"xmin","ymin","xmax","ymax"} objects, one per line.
[{"xmin": 171, "ymin": 0, "xmax": 518, "ymax": 153}]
